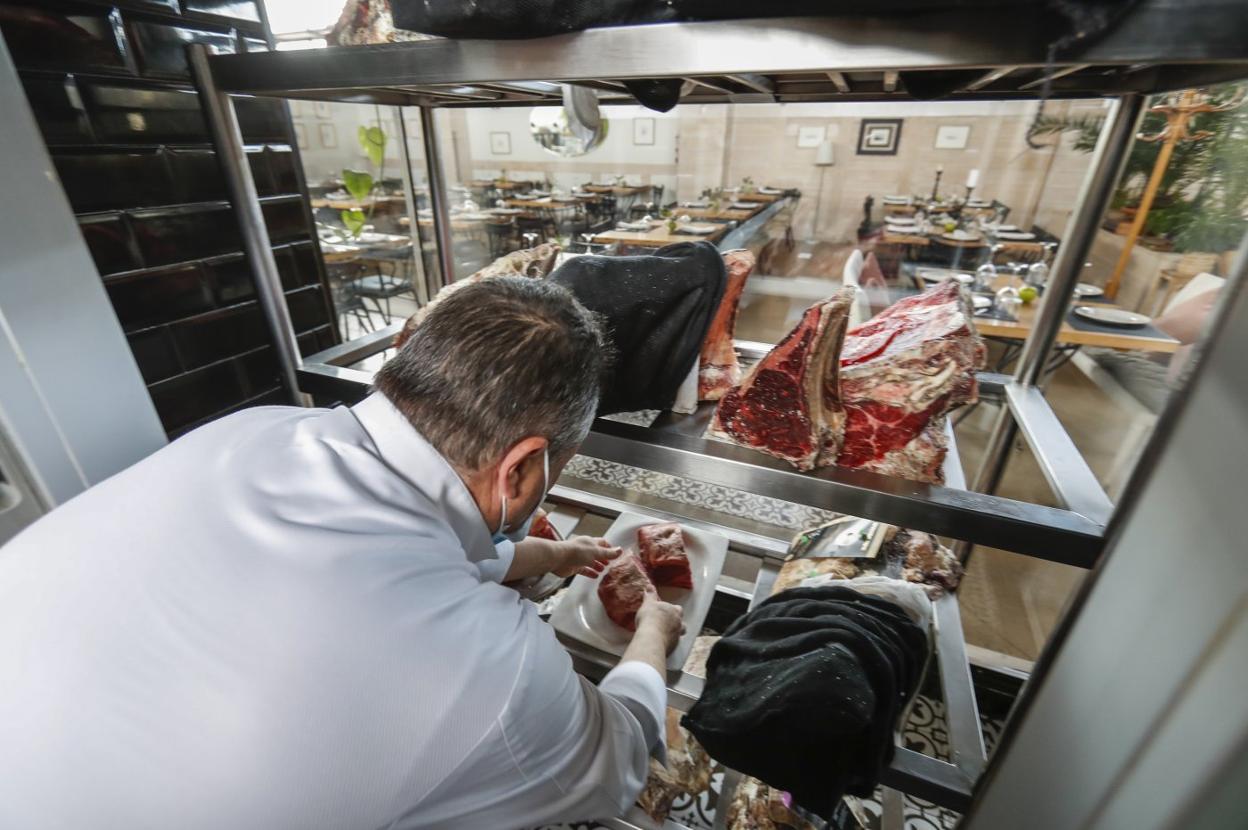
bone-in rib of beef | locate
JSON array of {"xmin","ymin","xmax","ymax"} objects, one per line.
[
  {"xmin": 835, "ymin": 280, "xmax": 985, "ymax": 483},
  {"xmin": 698, "ymin": 249, "xmax": 756, "ymax": 401},
  {"xmin": 597, "ymin": 551, "xmax": 655, "ymax": 631},
  {"xmin": 709, "ymin": 288, "xmax": 856, "ymax": 471}
]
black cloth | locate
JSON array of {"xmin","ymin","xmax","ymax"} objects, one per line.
[
  {"xmin": 681, "ymin": 586, "xmax": 929, "ymax": 820},
  {"xmin": 549, "ymin": 241, "xmax": 725, "ymax": 415}
]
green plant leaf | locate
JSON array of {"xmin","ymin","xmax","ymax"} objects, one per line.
[
  {"xmin": 358, "ymin": 125, "xmax": 386, "ymax": 167},
  {"xmin": 341, "ymin": 208, "xmax": 367, "ymax": 238},
  {"xmin": 341, "ymin": 168, "xmax": 374, "ymax": 203}
]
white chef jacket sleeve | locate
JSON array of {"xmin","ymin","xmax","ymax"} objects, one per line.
[
  {"xmin": 475, "ymin": 539, "xmax": 516, "ymax": 583},
  {"xmin": 404, "ymin": 621, "xmax": 669, "ymax": 829}
]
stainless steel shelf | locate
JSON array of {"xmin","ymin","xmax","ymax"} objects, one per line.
[
  {"xmin": 297, "ymin": 337, "xmax": 1108, "ymax": 566},
  {"xmin": 206, "ymin": 3, "xmax": 1248, "ymax": 107}
]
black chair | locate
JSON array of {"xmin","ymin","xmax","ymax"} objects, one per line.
[
  {"xmin": 485, "ymin": 219, "xmax": 518, "ymax": 258},
  {"xmin": 516, "ymin": 214, "xmax": 554, "ymax": 245}
]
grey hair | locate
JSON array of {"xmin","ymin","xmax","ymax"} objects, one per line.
[{"xmin": 374, "ymin": 276, "xmax": 609, "ymax": 471}]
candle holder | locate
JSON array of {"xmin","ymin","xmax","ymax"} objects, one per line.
[{"xmin": 930, "ymin": 169, "xmax": 943, "ymax": 201}]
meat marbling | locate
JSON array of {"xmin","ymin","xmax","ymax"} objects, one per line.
[
  {"xmin": 699, "ymin": 249, "xmax": 756, "ymax": 401},
  {"xmin": 709, "ymin": 288, "xmax": 856, "ymax": 470},
  {"xmin": 638, "ymin": 522, "xmax": 693, "ymax": 590},
  {"xmin": 835, "ymin": 280, "xmax": 985, "ymax": 483},
  {"xmin": 597, "ymin": 551, "xmax": 655, "ymax": 631}
]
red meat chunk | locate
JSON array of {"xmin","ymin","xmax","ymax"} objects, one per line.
[
  {"xmin": 638, "ymin": 523, "xmax": 694, "ymax": 590},
  {"xmin": 597, "ymin": 552, "xmax": 655, "ymax": 631}
]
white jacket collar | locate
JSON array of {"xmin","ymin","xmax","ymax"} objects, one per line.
[{"xmin": 350, "ymin": 392, "xmax": 499, "ymax": 565}]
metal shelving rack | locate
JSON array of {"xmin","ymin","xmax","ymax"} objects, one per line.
[{"xmin": 189, "ymin": 6, "xmax": 1247, "ymax": 825}]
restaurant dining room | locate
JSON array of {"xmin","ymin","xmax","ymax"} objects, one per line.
[{"xmin": 2, "ymin": 2, "xmax": 1247, "ymax": 829}]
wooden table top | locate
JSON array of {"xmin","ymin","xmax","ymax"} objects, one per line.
[
  {"xmin": 730, "ymin": 191, "xmax": 784, "ymax": 202},
  {"xmin": 582, "ymin": 184, "xmax": 652, "ymax": 195},
  {"xmin": 592, "ymin": 223, "xmax": 727, "ymax": 248},
  {"xmin": 674, "ymin": 206, "xmax": 757, "ymax": 222},
  {"xmin": 311, "ymin": 195, "xmax": 408, "ymax": 210},
  {"xmin": 467, "ymin": 180, "xmax": 527, "ymax": 190},
  {"xmin": 882, "ymin": 231, "xmax": 1044, "ymax": 255}
]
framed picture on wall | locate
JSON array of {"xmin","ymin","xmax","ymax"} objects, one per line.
[
  {"xmin": 935, "ymin": 124, "xmax": 971, "ymax": 149},
  {"xmin": 857, "ymin": 119, "xmax": 902, "ymax": 155},
  {"xmin": 318, "ymin": 123, "xmax": 337, "ymax": 149},
  {"xmin": 633, "ymin": 118, "xmax": 655, "ymax": 145},
  {"xmin": 797, "ymin": 125, "xmax": 826, "ymax": 148},
  {"xmin": 313, "ymin": 100, "xmax": 331, "ymax": 119},
  {"xmin": 490, "ymin": 131, "xmax": 512, "ymax": 155},
  {"xmin": 293, "ymin": 122, "xmax": 308, "ymax": 150}
]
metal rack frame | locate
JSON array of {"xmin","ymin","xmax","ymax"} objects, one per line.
[{"xmin": 188, "ymin": 7, "xmax": 1247, "ymax": 822}]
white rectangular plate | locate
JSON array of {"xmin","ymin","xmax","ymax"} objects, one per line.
[{"xmin": 549, "ymin": 511, "xmax": 728, "ymax": 672}]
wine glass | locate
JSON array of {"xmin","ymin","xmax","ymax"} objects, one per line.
[{"xmin": 975, "ymin": 262, "xmax": 998, "ymax": 293}]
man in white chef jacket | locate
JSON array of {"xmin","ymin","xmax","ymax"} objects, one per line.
[{"xmin": 0, "ymin": 277, "xmax": 684, "ymax": 829}]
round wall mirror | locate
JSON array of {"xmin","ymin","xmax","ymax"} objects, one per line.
[{"xmin": 530, "ymin": 105, "xmax": 606, "ymax": 157}]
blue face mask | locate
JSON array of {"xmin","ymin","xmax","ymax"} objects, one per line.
[{"xmin": 492, "ymin": 448, "xmax": 549, "ymax": 546}]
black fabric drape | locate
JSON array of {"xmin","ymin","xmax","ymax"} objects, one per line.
[
  {"xmin": 550, "ymin": 241, "xmax": 725, "ymax": 415},
  {"xmin": 681, "ymin": 586, "xmax": 929, "ymax": 820}
]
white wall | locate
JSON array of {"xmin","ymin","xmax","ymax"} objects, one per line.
[
  {"xmin": 289, "ymin": 100, "xmax": 427, "ymax": 189},
  {"xmin": 459, "ymin": 105, "xmax": 680, "ymax": 197}
]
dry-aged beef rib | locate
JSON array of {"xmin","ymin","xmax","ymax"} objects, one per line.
[
  {"xmin": 638, "ymin": 523, "xmax": 693, "ymax": 590},
  {"xmin": 393, "ymin": 243, "xmax": 561, "ymax": 348},
  {"xmin": 597, "ymin": 551, "xmax": 655, "ymax": 631},
  {"xmin": 710, "ymin": 288, "xmax": 855, "ymax": 471},
  {"xmin": 699, "ymin": 249, "xmax": 756, "ymax": 401},
  {"xmin": 836, "ymin": 280, "xmax": 985, "ymax": 483}
]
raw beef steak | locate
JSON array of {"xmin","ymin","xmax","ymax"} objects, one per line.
[
  {"xmin": 699, "ymin": 249, "xmax": 756, "ymax": 401},
  {"xmin": 710, "ymin": 288, "xmax": 856, "ymax": 470},
  {"xmin": 597, "ymin": 551, "xmax": 655, "ymax": 631},
  {"xmin": 835, "ymin": 280, "xmax": 985, "ymax": 483},
  {"xmin": 638, "ymin": 523, "xmax": 693, "ymax": 590}
]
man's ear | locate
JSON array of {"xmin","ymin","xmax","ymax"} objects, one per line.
[{"xmin": 496, "ymin": 436, "xmax": 549, "ymax": 500}]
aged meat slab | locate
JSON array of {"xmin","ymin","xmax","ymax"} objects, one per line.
[
  {"xmin": 710, "ymin": 288, "xmax": 855, "ymax": 470},
  {"xmin": 394, "ymin": 243, "xmax": 561, "ymax": 348},
  {"xmin": 835, "ymin": 280, "xmax": 985, "ymax": 483},
  {"xmin": 597, "ymin": 551, "xmax": 655, "ymax": 631},
  {"xmin": 638, "ymin": 522, "xmax": 693, "ymax": 589},
  {"xmin": 699, "ymin": 249, "xmax": 756, "ymax": 401}
]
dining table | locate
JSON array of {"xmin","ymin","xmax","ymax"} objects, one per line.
[
  {"xmin": 319, "ymin": 230, "xmax": 413, "ymax": 264},
  {"xmin": 591, "ymin": 220, "xmax": 728, "ymax": 248},
  {"xmin": 904, "ymin": 267, "xmax": 1179, "ymax": 354},
  {"xmin": 882, "ymin": 225, "xmax": 1044, "ymax": 259}
]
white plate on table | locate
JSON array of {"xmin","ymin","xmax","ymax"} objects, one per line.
[
  {"xmin": 677, "ymin": 222, "xmax": 722, "ymax": 234},
  {"xmin": 759, "ymin": 187, "xmax": 783, "ymax": 194},
  {"xmin": 680, "ymin": 200, "xmax": 710, "ymax": 208},
  {"xmin": 942, "ymin": 230, "xmax": 982, "ymax": 242},
  {"xmin": 730, "ymin": 201, "xmax": 762, "ymax": 209},
  {"xmin": 972, "ymin": 294, "xmax": 994, "ymax": 311},
  {"xmin": 1073, "ymin": 283, "xmax": 1104, "ymax": 298},
  {"xmin": 549, "ymin": 512, "xmax": 728, "ymax": 672},
  {"xmin": 966, "ymin": 200, "xmax": 991, "ymax": 207},
  {"xmin": 996, "ymin": 231, "xmax": 1036, "ymax": 241},
  {"xmin": 615, "ymin": 221, "xmax": 652, "ymax": 231},
  {"xmin": 883, "ymin": 195, "xmax": 911, "ymax": 204},
  {"xmin": 986, "ymin": 223, "xmax": 1018, "ymax": 232},
  {"xmin": 1074, "ymin": 306, "xmax": 1151, "ymax": 327}
]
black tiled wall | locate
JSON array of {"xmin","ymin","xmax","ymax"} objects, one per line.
[{"xmin": 1, "ymin": 0, "xmax": 338, "ymax": 437}]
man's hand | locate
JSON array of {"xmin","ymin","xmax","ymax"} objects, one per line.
[
  {"xmin": 551, "ymin": 536, "xmax": 623, "ymax": 578},
  {"xmin": 634, "ymin": 594, "xmax": 685, "ymax": 655}
]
